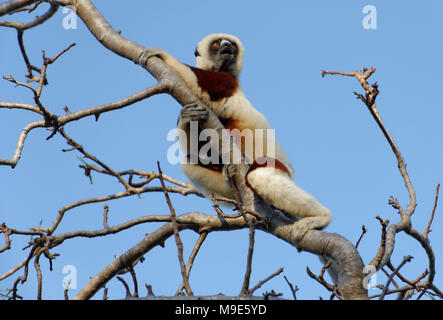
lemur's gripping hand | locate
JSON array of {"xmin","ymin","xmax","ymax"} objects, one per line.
[
  {"xmin": 222, "ymin": 164, "xmax": 238, "ymax": 188},
  {"xmin": 178, "ymin": 103, "xmax": 209, "ymax": 129},
  {"xmin": 138, "ymin": 48, "xmax": 165, "ymax": 66}
]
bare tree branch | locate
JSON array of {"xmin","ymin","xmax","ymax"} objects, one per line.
[
  {"xmin": 0, "ymin": 74, "xmax": 167, "ymax": 168},
  {"xmin": 175, "ymin": 231, "xmax": 208, "ymax": 295},
  {"xmin": 249, "ymin": 267, "xmax": 284, "ymax": 295},
  {"xmin": 379, "ymin": 255, "xmax": 413, "ymax": 300},
  {"xmin": 322, "ymin": 68, "xmax": 419, "ymax": 265},
  {"xmin": 240, "ymin": 224, "xmax": 256, "ymax": 296},
  {"xmin": 0, "ymin": 223, "xmax": 12, "ymax": 253},
  {"xmin": 0, "ymin": 0, "xmax": 39, "ymax": 17},
  {"xmin": 157, "ymin": 161, "xmax": 193, "ymax": 296},
  {"xmin": 355, "ymin": 225, "xmax": 367, "ymax": 249},
  {"xmin": 424, "ymin": 184, "xmax": 439, "ymax": 238},
  {"xmin": 369, "ymin": 216, "xmax": 389, "ymax": 268},
  {"xmin": 0, "ymin": 3, "xmax": 58, "ymax": 30}
]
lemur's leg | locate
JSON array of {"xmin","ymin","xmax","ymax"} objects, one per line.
[{"xmin": 246, "ymin": 167, "xmax": 332, "ymax": 242}]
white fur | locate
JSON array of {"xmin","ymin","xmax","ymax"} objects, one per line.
[
  {"xmin": 157, "ymin": 34, "xmax": 332, "ymax": 241},
  {"xmin": 181, "ymin": 163, "xmax": 234, "ymax": 199},
  {"xmin": 246, "ymin": 167, "xmax": 332, "ymax": 241}
]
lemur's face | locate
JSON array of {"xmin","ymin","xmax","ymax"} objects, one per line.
[
  {"xmin": 195, "ymin": 34, "xmax": 244, "ymax": 78},
  {"xmin": 208, "ymin": 37, "xmax": 239, "ymax": 73}
]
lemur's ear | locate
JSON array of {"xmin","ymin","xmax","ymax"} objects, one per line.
[{"xmin": 194, "ymin": 48, "xmax": 200, "ymax": 57}]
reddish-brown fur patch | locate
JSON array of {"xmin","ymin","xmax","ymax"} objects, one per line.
[
  {"xmin": 219, "ymin": 118, "xmax": 246, "ymax": 132},
  {"xmin": 247, "ymin": 157, "xmax": 291, "ymax": 175},
  {"xmin": 189, "ymin": 66, "xmax": 238, "ymax": 101}
]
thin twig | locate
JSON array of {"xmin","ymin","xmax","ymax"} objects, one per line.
[
  {"xmin": 59, "ymin": 128, "xmax": 134, "ymax": 192},
  {"xmin": 175, "ymin": 231, "xmax": 208, "ymax": 295},
  {"xmin": 0, "ymin": 3, "xmax": 58, "ymax": 31},
  {"xmin": 283, "ymin": 275, "xmax": 298, "ymax": 300},
  {"xmin": 355, "ymin": 225, "xmax": 367, "ymax": 248},
  {"xmin": 306, "ymin": 262, "xmax": 335, "ymax": 292},
  {"xmin": 157, "ymin": 162, "xmax": 193, "ymax": 296},
  {"xmin": 128, "ymin": 267, "xmax": 139, "ymax": 298},
  {"xmin": 11, "ymin": 277, "xmax": 23, "ymax": 300},
  {"xmin": 102, "ymin": 287, "xmax": 108, "ymax": 300},
  {"xmin": 386, "ymin": 261, "xmax": 428, "ymax": 292},
  {"xmin": 34, "ymin": 248, "xmax": 44, "ymax": 300},
  {"xmin": 103, "ymin": 205, "xmax": 109, "ymax": 229},
  {"xmin": 0, "ymin": 223, "xmax": 12, "ymax": 253},
  {"xmin": 240, "ymin": 224, "xmax": 256, "ymax": 296},
  {"xmin": 210, "ymin": 195, "xmax": 264, "ymax": 222},
  {"xmin": 249, "ymin": 267, "xmax": 284, "ymax": 295},
  {"xmin": 0, "ymin": 82, "xmax": 167, "ymax": 168},
  {"xmin": 145, "ymin": 284, "xmax": 155, "ymax": 296},
  {"xmin": 43, "ymin": 184, "xmax": 197, "ymax": 235},
  {"xmin": 369, "ymin": 216, "xmax": 389, "ymax": 269},
  {"xmin": 379, "ymin": 255, "xmax": 413, "ymax": 300},
  {"xmin": 116, "ymin": 276, "xmax": 132, "ymax": 298},
  {"xmin": 424, "ymin": 184, "xmax": 439, "ymax": 238},
  {"xmin": 17, "ymin": 30, "xmax": 46, "ymax": 84},
  {"xmin": 381, "ymin": 267, "xmax": 399, "ymax": 289}
]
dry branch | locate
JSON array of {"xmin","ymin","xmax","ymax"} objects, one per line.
[
  {"xmin": 355, "ymin": 225, "xmax": 367, "ymax": 249},
  {"xmin": 249, "ymin": 267, "xmax": 284, "ymax": 295},
  {"xmin": 157, "ymin": 162, "xmax": 193, "ymax": 296},
  {"xmin": 240, "ymin": 225, "xmax": 256, "ymax": 296},
  {"xmin": 379, "ymin": 255, "xmax": 413, "ymax": 300},
  {"xmin": 175, "ymin": 231, "xmax": 208, "ymax": 295},
  {"xmin": 424, "ymin": 184, "xmax": 439, "ymax": 238},
  {"xmin": 323, "ymin": 67, "xmax": 441, "ymax": 298}
]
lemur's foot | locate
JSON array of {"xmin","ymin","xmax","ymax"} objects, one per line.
[
  {"xmin": 290, "ymin": 214, "xmax": 331, "ymax": 246},
  {"xmin": 138, "ymin": 47, "xmax": 164, "ymax": 66}
]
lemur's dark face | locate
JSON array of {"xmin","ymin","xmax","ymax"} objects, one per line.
[{"xmin": 195, "ymin": 37, "xmax": 239, "ymax": 74}]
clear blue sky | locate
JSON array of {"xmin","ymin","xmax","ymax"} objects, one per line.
[{"xmin": 1, "ymin": 1, "xmax": 442, "ymax": 300}]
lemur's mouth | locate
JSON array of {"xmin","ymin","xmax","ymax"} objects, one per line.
[
  {"xmin": 221, "ymin": 48, "xmax": 235, "ymax": 56},
  {"xmin": 221, "ymin": 47, "xmax": 236, "ymax": 60}
]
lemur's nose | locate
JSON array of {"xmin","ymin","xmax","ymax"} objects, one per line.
[{"xmin": 221, "ymin": 40, "xmax": 232, "ymax": 47}]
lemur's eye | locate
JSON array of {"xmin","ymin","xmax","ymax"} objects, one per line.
[
  {"xmin": 231, "ymin": 43, "xmax": 238, "ymax": 50},
  {"xmin": 212, "ymin": 42, "xmax": 220, "ymax": 48}
]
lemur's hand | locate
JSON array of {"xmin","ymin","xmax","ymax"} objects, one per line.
[
  {"xmin": 178, "ymin": 103, "xmax": 209, "ymax": 128},
  {"xmin": 222, "ymin": 163, "xmax": 238, "ymax": 187}
]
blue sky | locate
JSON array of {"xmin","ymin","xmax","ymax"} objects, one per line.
[{"xmin": 1, "ymin": 1, "xmax": 442, "ymax": 300}]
